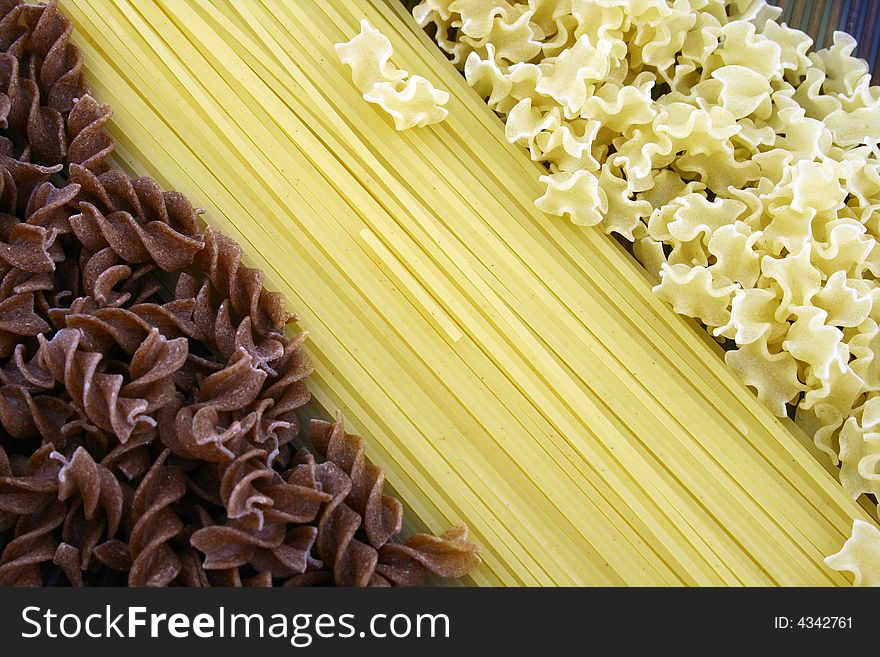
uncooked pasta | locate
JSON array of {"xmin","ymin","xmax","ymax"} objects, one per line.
[
  {"xmin": 55, "ymin": 0, "xmax": 878, "ymax": 586},
  {"xmin": 0, "ymin": 0, "xmax": 479, "ymax": 587}
]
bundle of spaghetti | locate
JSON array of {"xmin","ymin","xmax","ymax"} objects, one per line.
[
  {"xmin": 0, "ymin": 0, "xmax": 478, "ymax": 587},
  {"xmin": 58, "ymin": 0, "xmax": 880, "ymax": 585}
]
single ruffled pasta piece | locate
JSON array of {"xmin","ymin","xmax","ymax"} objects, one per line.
[
  {"xmin": 724, "ymin": 338, "xmax": 804, "ymax": 417},
  {"xmin": 652, "ymin": 263, "xmax": 737, "ymax": 329},
  {"xmin": 334, "ymin": 18, "xmax": 407, "ymax": 93},
  {"xmin": 535, "ymin": 169, "xmax": 606, "ymax": 226},
  {"xmin": 364, "ymin": 76, "xmax": 450, "ymax": 130},
  {"xmin": 825, "ymin": 519, "xmax": 880, "ymax": 586},
  {"xmin": 336, "ymin": 19, "xmax": 448, "ymax": 130},
  {"xmin": 837, "ymin": 396, "xmax": 880, "ymax": 501}
]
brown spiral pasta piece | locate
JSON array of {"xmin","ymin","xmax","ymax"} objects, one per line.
[
  {"xmin": 173, "ymin": 351, "xmax": 265, "ymax": 460},
  {"xmin": 190, "ymin": 275, "xmax": 287, "ymax": 369},
  {"xmin": 247, "ymin": 526, "xmax": 319, "ymax": 579},
  {"xmin": 2, "ymin": 389, "xmax": 72, "ymax": 441},
  {"xmin": 20, "ymin": 0, "xmax": 90, "ymax": 116},
  {"xmin": 73, "ymin": 250, "xmax": 156, "ymax": 313},
  {"xmin": 246, "ymin": 396, "xmax": 296, "ymax": 466},
  {"xmin": 65, "ymin": 300, "xmax": 195, "ymax": 356},
  {"xmin": 100, "ymin": 427, "xmax": 155, "ymax": 482},
  {"xmin": 0, "ymin": 270, "xmax": 53, "ymax": 306},
  {"xmin": 219, "ymin": 448, "xmax": 276, "ymax": 530},
  {"xmin": 127, "ymin": 449, "xmax": 185, "ymax": 586},
  {"xmin": 0, "ymin": 1, "xmax": 27, "ymax": 130},
  {"xmin": 190, "ymin": 521, "xmax": 319, "ymax": 581},
  {"xmin": 310, "ymin": 414, "xmax": 403, "ymax": 549},
  {"xmin": 118, "ymin": 264, "xmax": 163, "ymax": 308},
  {"xmin": 69, "ymin": 202, "xmax": 202, "ymax": 272},
  {"xmin": 79, "ymin": 247, "xmax": 134, "ymax": 308},
  {"xmin": 0, "ymin": 443, "xmax": 59, "ymax": 522},
  {"xmin": 7, "ymin": 73, "xmax": 64, "ymax": 166},
  {"xmin": 310, "ymin": 453, "xmax": 379, "ymax": 587},
  {"xmin": 91, "ymin": 538, "xmax": 132, "ymax": 572},
  {"xmin": 0, "ymin": 66, "xmax": 21, "ymax": 129},
  {"xmin": 0, "ymin": 444, "xmax": 63, "ymax": 587},
  {"xmin": 1, "ymin": 1, "xmax": 95, "ymax": 167},
  {"xmin": 182, "ymin": 278, "xmax": 311, "ymax": 460},
  {"xmin": 376, "ymin": 524, "xmax": 482, "ymax": 586},
  {"xmin": 69, "ymin": 269, "xmax": 270, "ymax": 355},
  {"xmin": 64, "ymin": 276, "xmax": 301, "ymax": 452},
  {"xmin": 0, "ymin": 166, "xmax": 11, "ymax": 209},
  {"xmin": 0, "ymin": 299, "xmax": 44, "ymax": 359},
  {"xmin": 0, "ymin": 499, "xmax": 64, "ymax": 585},
  {"xmin": 0, "ymin": 154, "xmax": 60, "ymax": 218},
  {"xmin": 0, "ymin": 291, "xmax": 49, "ymax": 337},
  {"xmin": 121, "ymin": 328, "xmax": 188, "ymax": 413},
  {"xmin": 189, "ymin": 449, "xmax": 330, "ymax": 581},
  {"xmin": 0, "ymin": 1, "xmax": 26, "ymax": 50},
  {"xmin": 230, "ymin": 329, "xmax": 311, "ymax": 467},
  {"xmin": 220, "ymin": 447, "xmax": 331, "ymax": 529},
  {"xmin": 52, "ymin": 446, "xmax": 123, "ymax": 540},
  {"xmin": 52, "ymin": 541, "xmax": 83, "ymax": 586},
  {"xmin": 195, "ymin": 225, "xmax": 290, "ymax": 337},
  {"xmin": 24, "ymin": 180, "xmax": 80, "ymax": 235},
  {"xmin": 0, "ymin": 49, "xmax": 17, "ymax": 131},
  {"xmin": 37, "ymin": 327, "xmax": 157, "ymax": 441},
  {"xmin": 0, "ymin": 386, "xmax": 72, "ymax": 441},
  {"xmin": 65, "ymin": 95, "xmax": 113, "ymax": 172},
  {"xmin": 68, "ymin": 165, "xmax": 199, "ymax": 238},
  {"xmin": 59, "ymin": 494, "xmax": 108, "ymax": 575},
  {"xmin": 172, "ymin": 547, "xmax": 208, "ymax": 587},
  {"xmin": 0, "ymin": 222, "xmax": 56, "ymax": 272},
  {"xmin": 190, "ymin": 521, "xmax": 281, "ymax": 571},
  {"xmin": 0, "ymin": 445, "xmax": 12, "ymax": 531},
  {"xmin": 1, "ymin": 341, "xmax": 53, "ymax": 389},
  {"xmin": 158, "ymin": 393, "xmax": 241, "ymax": 464}
]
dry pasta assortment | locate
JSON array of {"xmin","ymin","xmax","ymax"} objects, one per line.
[{"xmin": 0, "ymin": 0, "xmax": 877, "ymax": 587}]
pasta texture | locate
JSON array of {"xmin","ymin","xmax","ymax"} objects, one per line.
[
  {"xmin": 59, "ymin": 0, "xmax": 879, "ymax": 585},
  {"xmin": 414, "ymin": 0, "xmax": 880, "ymax": 582},
  {"xmin": 0, "ymin": 0, "xmax": 479, "ymax": 587}
]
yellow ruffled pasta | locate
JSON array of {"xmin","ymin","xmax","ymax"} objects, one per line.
[
  {"xmin": 825, "ymin": 519, "xmax": 880, "ymax": 586},
  {"xmin": 336, "ymin": 19, "xmax": 448, "ymax": 129}
]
